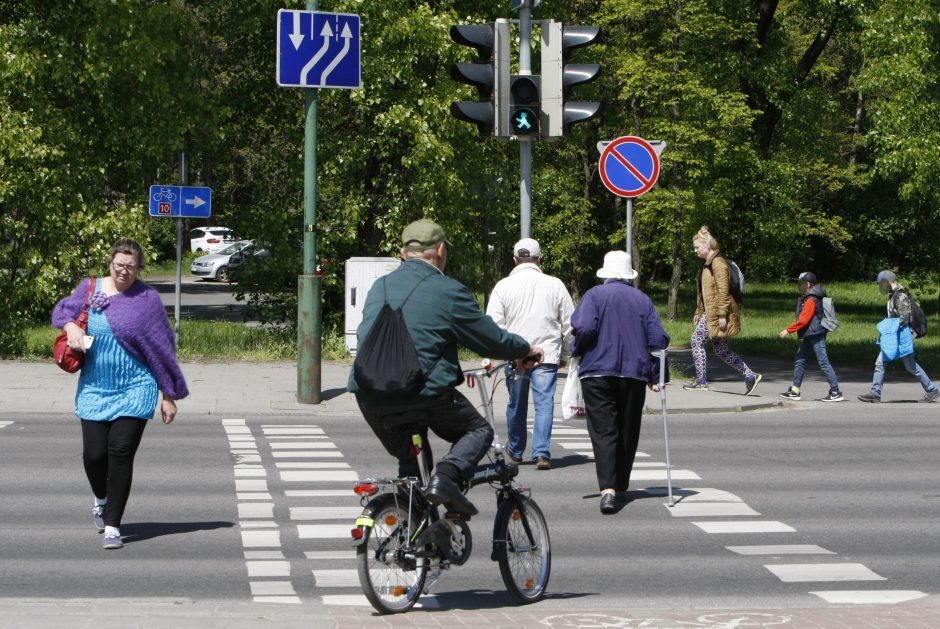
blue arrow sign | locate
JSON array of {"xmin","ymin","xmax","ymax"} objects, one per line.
[
  {"xmin": 277, "ymin": 10, "xmax": 361, "ymax": 89},
  {"xmin": 149, "ymin": 185, "xmax": 212, "ymax": 218}
]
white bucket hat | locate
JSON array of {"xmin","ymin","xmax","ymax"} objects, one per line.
[{"xmin": 596, "ymin": 250, "xmax": 638, "ymax": 280}]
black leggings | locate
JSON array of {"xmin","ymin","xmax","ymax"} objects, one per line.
[{"xmin": 81, "ymin": 418, "xmax": 148, "ymax": 528}]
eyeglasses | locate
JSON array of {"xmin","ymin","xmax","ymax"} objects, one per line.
[{"xmin": 112, "ymin": 261, "xmax": 139, "ymax": 272}]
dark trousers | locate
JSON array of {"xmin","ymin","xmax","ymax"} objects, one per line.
[
  {"xmin": 581, "ymin": 377, "xmax": 646, "ymax": 492},
  {"xmin": 81, "ymin": 418, "xmax": 147, "ymax": 528},
  {"xmin": 357, "ymin": 390, "xmax": 494, "ymax": 484}
]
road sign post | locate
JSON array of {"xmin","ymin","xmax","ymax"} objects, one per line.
[
  {"xmin": 598, "ymin": 136, "xmax": 666, "ymax": 257},
  {"xmin": 278, "ymin": 3, "xmax": 361, "ymax": 404}
]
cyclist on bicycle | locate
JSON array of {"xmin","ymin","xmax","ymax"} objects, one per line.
[{"xmin": 348, "ymin": 219, "xmax": 543, "ymax": 517}]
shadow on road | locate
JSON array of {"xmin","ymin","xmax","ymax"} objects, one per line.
[{"xmin": 121, "ymin": 520, "xmax": 235, "ymax": 543}]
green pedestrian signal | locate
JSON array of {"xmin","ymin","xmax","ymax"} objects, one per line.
[{"xmin": 509, "ymin": 75, "xmax": 540, "ymax": 136}]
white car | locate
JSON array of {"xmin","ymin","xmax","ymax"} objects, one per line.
[
  {"xmin": 189, "ymin": 226, "xmax": 235, "ymax": 253},
  {"xmin": 190, "ymin": 240, "xmax": 255, "ymax": 282}
]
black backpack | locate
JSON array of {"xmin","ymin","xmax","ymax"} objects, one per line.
[
  {"xmin": 353, "ymin": 275, "xmax": 431, "ymax": 397},
  {"xmin": 893, "ymin": 288, "xmax": 928, "ymax": 338}
]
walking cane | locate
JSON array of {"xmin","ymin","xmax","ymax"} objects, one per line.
[{"xmin": 652, "ymin": 349, "xmax": 675, "ymax": 507}]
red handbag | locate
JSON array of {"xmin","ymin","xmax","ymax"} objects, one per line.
[{"xmin": 53, "ymin": 278, "xmax": 97, "ymax": 373}]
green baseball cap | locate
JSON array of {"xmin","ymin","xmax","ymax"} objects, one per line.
[{"xmin": 401, "ymin": 218, "xmax": 451, "ymax": 251}]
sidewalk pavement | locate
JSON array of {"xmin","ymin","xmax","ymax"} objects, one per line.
[{"xmin": 0, "ymin": 349, "xmax": 914, "ymax": 417}]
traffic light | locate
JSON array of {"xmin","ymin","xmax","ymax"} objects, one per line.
[
  {"xmin": 449, "ymin": 20, "xmax": 510, "ymax": 137},
  {"xmin": 509, "ymin": 75, "xmax": 540, "ymax": 136},
  {"xmin": 540, "ymin": 20, "xmax": 602, "ymax": 137}
]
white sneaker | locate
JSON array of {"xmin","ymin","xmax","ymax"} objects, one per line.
[
  {"xmin": 92, "ymin": 505, "xmax": 105, "ymax": 532},
  {"xmin": 102, "ymin": 529, "xmax": 123, "ymax": 550}
]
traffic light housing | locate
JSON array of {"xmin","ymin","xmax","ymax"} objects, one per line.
[
  {"xmin": 540, "ymin": 20, "xmax": 602, "ymax": 137},
  {"xmin": 509, "ymin": 75, "xmax": 540, "ymax": 136},
  {"xmin": 449, "ymin": 20, "xmax": 510, "ymax": 137}
]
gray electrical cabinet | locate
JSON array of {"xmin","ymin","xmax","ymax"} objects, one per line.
[{"xmin": 344, "ymin": 257, "xmax": 400, "ymax": 355}]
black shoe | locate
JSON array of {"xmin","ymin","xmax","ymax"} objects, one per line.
[
  {"xmin": 600, "ymin": 493, "xmax": 618, "ymax": 515},
  {"xmin": 425, "ymin": 475, "xmax": 478, "ymax": 516}
]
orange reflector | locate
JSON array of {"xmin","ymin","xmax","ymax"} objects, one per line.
[
  {"xmin": 393, "ymin": 586, "xmax": 407, "ymax": 597},
  {"xmin": 512, "ymin": 510, "xmax": 521, "ymax": 521},
  {"xmin": 354, "ymin": 483, "xmax": 379, "ymax": 496},
  {"xmin": 526, "ymin": 579, "xmax": 534, "ymax": 589},
  {"xmin": 350, "ymin": 528, "xmax": 363, "ymax": 539}
]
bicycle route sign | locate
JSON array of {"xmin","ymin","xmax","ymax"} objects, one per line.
[
  {"xmin": 276, "ymin": 10, "xmax": 361, "ymax": 89},
  {"xmin": 598, "ymin": 136, "xmax": 664, "ymax": 198},
  {"xmin": 148, "ymin": 185, "xmax": 212, "ymax": 218}
]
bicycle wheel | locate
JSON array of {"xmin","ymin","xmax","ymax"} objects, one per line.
[
  {"xmin": 357, "ymin": 494, "xmax": 428, "ymax": 614},
  {"xmin": 494, "ymin": 495, "xmax": 551, "ymax": 604}
]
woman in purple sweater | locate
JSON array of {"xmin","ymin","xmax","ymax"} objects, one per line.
[
  {"xmin": 52, "ymin": 238, "xmax": 188, "ymax": 550},
  {"xmin": 570, "ymin": 251, "xmax": 669, "ymax": 515}
]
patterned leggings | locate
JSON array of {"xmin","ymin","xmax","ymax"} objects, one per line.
[{"xmin": 691, "ymin": 314, "xmax": 754, "ymax": 382}]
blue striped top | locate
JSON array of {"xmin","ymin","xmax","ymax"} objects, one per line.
[{"xmin": 75, "ymin": 288, "xmax": 158, "ymax": 421}]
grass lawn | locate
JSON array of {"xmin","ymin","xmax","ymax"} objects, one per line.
[{"xmin": 647, "ymin": 281, "xmax": 940, "ymax": 375}]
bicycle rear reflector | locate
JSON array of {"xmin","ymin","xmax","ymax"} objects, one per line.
[{"xmin": 354, "ymin": 483, "xmax": 379, "ymax": 496}]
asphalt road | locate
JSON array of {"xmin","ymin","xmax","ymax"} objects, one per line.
[
  {"xmin": 2, "ymin": 402, "xmax": 937, "ymax": 615},
  {"xmin": 149, "ymin": 275, "xmax": 252, "ymax": 323}
]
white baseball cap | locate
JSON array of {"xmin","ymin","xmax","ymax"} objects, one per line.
[{"xmin": 513, "ymin": 238, "xmax": 541, "ymax": 259}]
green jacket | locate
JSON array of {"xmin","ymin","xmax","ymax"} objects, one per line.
[{"xmin": 348, "ymin": 258, "xmax": 530, "ymax": 407}]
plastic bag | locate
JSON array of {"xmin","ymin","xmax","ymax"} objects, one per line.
[{"xmin": 561, "ymin": 357, "xmax": 586, "ymax": 421}]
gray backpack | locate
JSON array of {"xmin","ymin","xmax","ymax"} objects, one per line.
[{"xmin": 820, "ymin": 296, "xmax": 840, "ymax": 332}]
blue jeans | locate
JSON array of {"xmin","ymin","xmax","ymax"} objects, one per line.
[
  {"xmin": 504, "ymin": 364, "xmax": 558, "ymax": 460},
  {"xmin": 871, "ymin": 352, "xmax": 937, "ymax": 398},
  {"xmin": 792, "ymin": 334, "xmax": 840, "ymax": 392}
]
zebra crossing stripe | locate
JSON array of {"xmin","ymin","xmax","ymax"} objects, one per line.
[
  {"xmin": 764, "ymin": 563, "xmax": 885, "ymax": 582},
  {"xmin": 808, "ymin": 590, "xmax": 927, "ymax": 604},
  {"xmin": 667, "ymin": 503, "xmax": 761, "ymax": 518},
  {"xmin": 0, "ymin": 421, "xmax": 15, "ymax": 429},
  {"xmin": 726, "ymin": 545, "xmax": 835, "ymax": 555},
  {"xmin": 312, "ymin": 569, "xmax": 359, "ymax": 587},
  {"xmin": 693, "ymin": 521, "xmax": 795, "ymax": 534}
]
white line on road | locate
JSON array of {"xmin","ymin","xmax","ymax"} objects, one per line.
[
  {"xmin": 312, "ymin": 569, "xmax": 359, "ymax": 587},
  {"xmin": 667, "ymin": 503, "xmax": 761, "ymax": 518},
  {"xmin": 281, "ymin": 471, "xmax": 358, "ymax": 482},
  {"xmin": 765, "ymin": 563, "xmax": 885, "ymax": 582},
  {"xmin": 290, "ymin": 506, "xmax": 362, "ymax": 520},
  {"xmin": 693, "ymin": 521, "xmax": 796, "ymax": 534},
  {"xmin": 297, "ymin": 524, "xmax": 357, "ymax": 538},
  {"xmin": 808, "ymin": 590, "xmax": 927, "ymax": 604},
  {"xmin": 726, "ymin": 545, "xmax": 835, "ymax": 555}
]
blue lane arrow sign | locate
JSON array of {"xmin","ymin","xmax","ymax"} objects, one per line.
[
  {"xmin": 276, "ymin": 10, "xmax": 361, "ymax": 89},
  {"xmin": 149, "ymin": 185, "xmax": 212, "ymax": 218}
]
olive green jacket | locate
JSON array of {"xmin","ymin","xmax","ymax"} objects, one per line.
[{"xmin": 348, "ymin": 258, "xmax": 530, "ymax": 408}]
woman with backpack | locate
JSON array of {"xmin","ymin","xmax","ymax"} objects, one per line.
[
  {"xmin": 683, "ymin": 226, "xmax": 762, "ymax": 395},
  {"xmin": 777, "ymin": 272, "xmax": 843, "ymax": 402}
]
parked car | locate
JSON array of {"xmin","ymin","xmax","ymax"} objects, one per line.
[
  {"xmin": 190, "ymin": 240, "xmax": 261, "ymax": 282},
  {"xmin": 226, "ymin": 242, "xmax": 271, "ymax": 282},
  {"xmin": 190, "ymin": 226, "xmax": 235, "ymax": 253}
]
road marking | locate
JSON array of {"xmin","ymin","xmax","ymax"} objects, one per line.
[
  {"xmin": 263, "ymin": 428, "xmax": 325, "ymax": 435},
  {"xmin": 235, "ymin": 468, "xmax": 267, "ymax": 477},
  {"xmin": 286, "ymin": 489, "xmax": 352, "ymax": 497},
  {"xmin": 313, "ymin": 569, "xmax": 359, "ymax": 587},
  {"xmin": 240, "ymin": 521, "xmax": 278, "ymax": 528},
  {"xmin": 250, "ymin": 581, "xmax": 296, "ymax": 596},
  {"xmin": 235, "ymin": 479, "xmax": 268, "ymax": 491},
  {"xmin": 237, "ymin": 492, "xmax": 273, "ymax": 500},
  {"xmin": 275, "ymin": 462, "xmax": 349, "ymax": 469},
  {"xmin": 241, "ymin": 530, "xmax": 281, "ymax": 547},
  {"xmin": 247, "ymin": 561, "xmax": 291, "ymax": 577},
  {"xmin": 273, "ymin": 451, "xmax": 344, "ymax": 458},
  {"xmin": 630, "ymin": 469, "xmax": 701, "ymax": 480},
  {"xmin": 0, "ymin": 421, "xmax": 15, "ymax": 428},
  {"xmin": 646, "ymin": 487, "xmax": 743, "ymax": 502},
  {"xmin": 667, "ymin": 503, "xmax": 761, "ymax": 518},
  {"xmin": 306, "ymin": 550, "xmax": 356, "ymax": 560},
  {"xmin": 297, "ymin": 524, "xmax": 356, "ymax": 538},
  {"xmin": 809, "ymin": 590, "xmax": 928, "ymax": 604},
  {"xmin": 253, "ymin": 596, "xmax": 302, "ymax": 604},
  {"xmin": 765, "ymin": 563, "xmax": 885, "ymax": 582},
  {"xmin": 290, "ymin": 506, "xmax": 362, "ymax": 520},
  {"xmin": 238, "ymin": 503, "xmax": 274, "ymax": 519},
  {"xmin": 245, "ymin": 551, "xmax": 285, "ymax": 559},
  {"xmin": 270, "ymin": 441, "xmax": 337, "ymax": 449},
  {"xmin": 693, "ymin": 521, "xmax": 795, "ymax": 534},
  {"xmin": 726, "ymin": 545, "xmax": 835, "ymax": 555},
  {"xmin": 280, "ymin": 470, "xmax": 358, "ymax": 482}
]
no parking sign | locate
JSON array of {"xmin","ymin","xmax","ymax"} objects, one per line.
[{"xmin": 598, "ymin": 136, "xmax": 665, "ymax": 198}]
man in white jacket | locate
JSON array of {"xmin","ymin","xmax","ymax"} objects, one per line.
[{"xmin": 487, "ymin": 238, "xmax": 574, "ymax": 470}]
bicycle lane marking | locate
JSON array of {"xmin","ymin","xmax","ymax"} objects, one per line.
[{"xmin": 0, "ymin": 421, "xmax": 14, "ymax": 429}]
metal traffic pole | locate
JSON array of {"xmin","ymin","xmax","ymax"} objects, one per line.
[
  {"xmin": 652, "ymin": 349, "xmax": 675, "ymax": 507},
  {"xmin": 518, "ymin": 1, "xmax": 533, "ymax": 239},
  {"xmin": 297, "ymin": 0, "xmax": 323, "ymax": 404}
]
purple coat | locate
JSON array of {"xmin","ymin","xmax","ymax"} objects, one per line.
[
  {"xmin": 571, "ymin": 280, "xmax": 670, "ymax": 383},
  {"xmin": 52, "ymin": 277, "xmax": 189, "ymax": 400}
]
